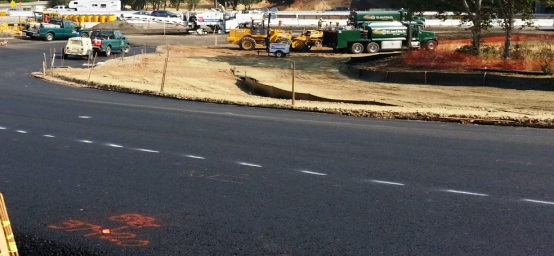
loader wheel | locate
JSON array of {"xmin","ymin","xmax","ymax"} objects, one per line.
[
  {"xmin": 275, "ymin": 38, "xmax": 292, "ymax": 45},
  {"xmin": 239, "ymin": 37, "xmax": 256, "ymax": 51},
  {"xmin": 349, "ymin": 42, "xmax": 364, "ymax": 54},
  {"xmin": 366, "ymin": 42, "xmax": 380, "ymax": 53}
]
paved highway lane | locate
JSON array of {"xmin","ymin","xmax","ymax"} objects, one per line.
[{"xmin": 1, "ymin": 37, "xmax": 554, "ymax": 255}]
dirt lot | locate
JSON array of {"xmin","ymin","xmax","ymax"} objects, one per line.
[{"xmin": 42, "ymin": 33, "xmax": 554, "ymax": 128}]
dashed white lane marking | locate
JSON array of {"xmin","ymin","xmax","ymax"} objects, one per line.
[
  {"xmin": 106, "ymin": 143, "xmax": 124, "ymax": 148},
  {"xmin": 78, "ymin": 116, "xmax": 92, "ymax": 119},
  {"xmin": 443, "ymin": 189, "xmax": 489, "ymax": 197},
  {"xmin": 134, "ymin": 148, "xmax": 159, "ymax": 153},
  {"xmin": 43, "ymin": 135, "xmax": 55, "ymax": 138},
  {"xmin": 184, "ymin": 155, "xmax": 205, "ymax": 159},
  {"xmin": 238, "ymin": 162, "xmax": 262, "ymax": 168},
  {"xmin": 16, "ymin": 130, "xmax": 27, "ymax": 134},
  {"xmin": 0, "ymin": 126, "xmax": 7, "ymax": 130},
  {"xmin": 371, "ymin": 180, "xmax": 405, "ymax": 186},
  {"xmin": 77, "ymin": 139, "xmax": 94, "ymax": 144},
  {"xmin": 522, "ymin": 199, "xmax": 554, "ymax": 205},
  {"xmin": 299, "ymin": 170, "xmax": 327, "ymax": 176}
]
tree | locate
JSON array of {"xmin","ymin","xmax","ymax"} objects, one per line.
[
  {"xmin": 122, "ymin": 0, "xmax": 148, "ymax": 10},
  {"xmin": 169, "ymin": 0, "xmax": 184, "ymax": 11},
  {"xmin": 241, "ymin": 0, "xmax": 262, "ymax": 10},
  {"xmin": 265, "ymin": 0, "xmax": 295, "ymax": 7},
  {"xmin": 494, "ymin": 0, "xmax": 536, "ymax": 59},
  {"xmin": 421, "ymin": 0, "xmax": 494, "ymax": 54},
  {"xmin": 185, "ymin": 0, "xmax": 200, "ymax": 11}
]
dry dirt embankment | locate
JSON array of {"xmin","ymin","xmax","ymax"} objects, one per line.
[{"xmin": 39, "ymin": 44, "xmax": 554, "ymax": 128}]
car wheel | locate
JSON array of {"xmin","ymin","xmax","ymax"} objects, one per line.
[
  {"xmin": 274, "ymin": 51, "xmax": 284, "ymax": 58},
  {"xmin": 45, "ymin": 33, "xmax": 54, "ymax": 41},
  {"xmin": 105, "ymin": 46, "xmax": 111, "ymax": 57}
]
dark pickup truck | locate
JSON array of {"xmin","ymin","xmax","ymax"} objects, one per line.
[{"xmin": 90, "ymin": 30, "xmax": 130, "ymax": 57}]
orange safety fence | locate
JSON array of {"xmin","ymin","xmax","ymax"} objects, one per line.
[{"xmin": 0, "ymin": 193, "xmax": 18, "ymax": 256}]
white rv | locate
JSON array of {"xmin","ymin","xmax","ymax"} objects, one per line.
[{"xmin": 68, "ymin": 0, "xmax": 121, "ymax": 12}]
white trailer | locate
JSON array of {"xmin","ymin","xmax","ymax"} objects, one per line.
[{"xmin": 68, "ymin": 0, "xmax": 121, "ymax": 12}]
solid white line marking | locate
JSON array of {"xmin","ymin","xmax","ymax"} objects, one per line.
[
  {"xmin": 238, "ymin": 162, "xmax": 262, "ymax": 168},
  {"xmin": 300, "ymin": 170, "xmax": 327, "ymax": 176},
  {"xmin": 43, "ymin": 135, "xmax": 55, "ymax": 138},
  {"xmin": 185, "ymin": 155, "xmax": 205, "ymax": 159},
  {"xmin": 77, "ymin": 140, "xmax": 93, "ymax": 144},
  {"xmin": 371, "ymin": 180, "xmax": 405, "ymax": 186},
  {"xmin": 16, "ymin": 130, "xmax": 27, "ymax": 134},
  {"xmin": 135, "ymin": 148, "xmax": 159, "ymax": 153},
  {"xmin": 522, "ymin": 199, "xmax": 554, "ymax": 205},
  {"xmin": 106, "ymin": 143, "xmax": 124, "ymax": 148},
  {"xmin": 78, "ymin": 116, "xmax": 92, "ymax": 119},
  {"xmin": 443, "ymin": 189, "xmax": 489, "ymax": 197}
]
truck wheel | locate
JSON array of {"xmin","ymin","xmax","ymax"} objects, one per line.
[
  {"xmin": 274, "ymin": 51, "xmax": 285, "ymax": 58},
  {"xmin": 45, "ymin": 33, "xmax": 54, "ymax": 41},
  {"xmin": 349, "ymin": 43, "xmax": 364, "ymax": 54},
  {"xmin": 239, "ymin": 37, "xmax": 256, "ymax": 51},
  {"xmin": 425, "ymin": 40, "xmax": 438, "ymax": 51},
  {"xmin": 123, "ymin": 43, "xmax": 130, "ymax": 54},
  {"xmin": 366, "ymin": 42, "xmax": 380, "ymax": 53},
  {"xmin": 105, "ymin": 46, "xmax": 112, "ymax": 57}
]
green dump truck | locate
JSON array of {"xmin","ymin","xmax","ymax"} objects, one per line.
[{"xmin": 322, "ymin": 21, "xmax": 438, "ymax": 54}]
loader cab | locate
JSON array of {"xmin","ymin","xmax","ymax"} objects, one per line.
[{"xmin": 250, "ymin": 19, "xmax": 267, "ymax": 36}]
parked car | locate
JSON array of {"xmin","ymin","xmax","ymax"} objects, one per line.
[
  {"xmin": 150, "ymin": 10, "xmax": 179, "ymax": 18},
  {"xmin": 133, "ymin": 11, "xmax": 151, "ymax": 16}
]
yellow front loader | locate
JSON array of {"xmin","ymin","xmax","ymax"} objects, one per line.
[
  {"xmin": 226, "ymin": 18, "xmax": 292, "ymax": 50},
  {"xmin": 291, "ymin": 29, "xmax": 324, "ymax": 51}
]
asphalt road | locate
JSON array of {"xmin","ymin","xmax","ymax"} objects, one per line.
[{"xmin": 1, "ymin": 36, "xmax": 554, "ymax": 255}]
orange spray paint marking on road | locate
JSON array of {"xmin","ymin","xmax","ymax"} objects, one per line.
[{"xmin": 48, "ymin": 214, "xmax": 160, "ymax": 247}]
